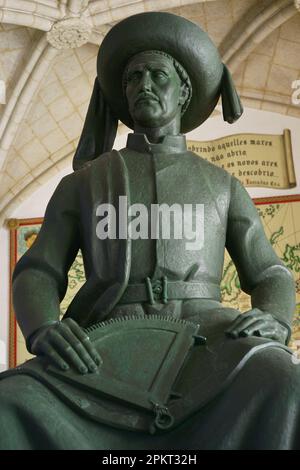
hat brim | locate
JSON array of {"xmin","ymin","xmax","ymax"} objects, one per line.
[{"xmin": 97, "ymin": 12, "xmax": 224, "ymax": 133}]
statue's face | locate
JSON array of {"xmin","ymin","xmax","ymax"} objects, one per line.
[{"xmin": 125, "ymin": 52, "xmax": 185, "ymax": 128}]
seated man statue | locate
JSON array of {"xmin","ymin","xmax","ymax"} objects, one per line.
[{"xmin": 0, "ymin": 12, "xmax": 299, "ymax": 450}]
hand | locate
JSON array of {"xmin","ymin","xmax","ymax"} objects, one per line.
[
  {"xmin": 30, "ymin": 318, "xmax": 102, "ymax": 374},
  {"xmin": 225, "ymin": 308, "xmax": 289, "ymax": 344}
]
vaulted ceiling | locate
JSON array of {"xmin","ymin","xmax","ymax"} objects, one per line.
[{"xmin": 0, "ymin": 0, "xmax": 300, "ymax": 222}]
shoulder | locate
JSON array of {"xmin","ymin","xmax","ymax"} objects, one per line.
[
  {"xmin": 60, "ymin": 151, "xmax": 115, "ymax": 185},
  {"xmin": 75, "ymin": 151, "xmax": 114, "ymax": 174},
  {"xmin": 187, "ymin": 150, "xmax": 233, "ymax": 189}
]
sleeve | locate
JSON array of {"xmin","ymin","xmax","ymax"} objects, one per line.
[
  {"xmin": 12, "ymin": 173, "xmax": 81, "ymax": 347},
  {"xmin": 225, "ymin": 176, "xmax": 296, "ymax": 332}
]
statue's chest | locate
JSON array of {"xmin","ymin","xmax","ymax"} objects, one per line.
[
  {"xmin": 125, "ymin": 151, "xmax": 215, "ymax": 209},
  {"xmin": 124, "ymin": 152, "xmax": 227, "ymax": 272}
]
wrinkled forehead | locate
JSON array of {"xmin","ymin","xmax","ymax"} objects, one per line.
[{"xmin": 125, "ymin": 51, "xmax": 176, "ymax": 75}]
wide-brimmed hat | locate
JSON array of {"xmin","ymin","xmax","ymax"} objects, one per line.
[
  {"xmin": 98, "ymin": 11, "xmax": 225, "ymax": 133},
  {"xmin": 73, "ymin": 12, "xmax": 243, "ymax": 170}
]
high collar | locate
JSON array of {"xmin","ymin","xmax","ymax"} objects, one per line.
[{"xmin": 126, "ymin": 133, "xmax": 187, "ymax": 154}]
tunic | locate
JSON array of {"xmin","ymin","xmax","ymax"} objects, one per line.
[
  {"xmin": 0, "ymin": 134, "xmax": 299, "ymax": 450},
  {"xmin": 114, "ymin": 133, "xmax": 223, "ymax": 320}
]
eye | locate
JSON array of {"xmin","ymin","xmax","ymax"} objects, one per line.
[
  {"xmin": 127, "ymin": 71, "xmax": 142, "ymax": 83},
  {"xmin": 152, "ymin": 70, "xmax": 168, "ymax": 81}
]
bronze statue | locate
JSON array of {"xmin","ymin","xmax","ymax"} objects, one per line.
[{"xmin": 0, "ymin": 12, "xmax": 299, "ymax": 450}]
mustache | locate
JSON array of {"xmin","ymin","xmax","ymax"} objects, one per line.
[{"xmin": 135, "ymin": 92, "xmax": 159, "ymax": 105}]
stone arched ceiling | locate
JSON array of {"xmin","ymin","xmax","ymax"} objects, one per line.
[{"xmin": 0, "ymin": 0, "xmax": 300, "ymax": 222}]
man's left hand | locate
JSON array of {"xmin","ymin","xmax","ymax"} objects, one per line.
[{"xmin": 225, "ymin": 308, "xmax": 289, "ymax": 344}]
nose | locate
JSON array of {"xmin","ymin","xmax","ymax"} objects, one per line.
[{"xmin": 140, "ymin": 70, "xmax": 152, "ymax": 91}]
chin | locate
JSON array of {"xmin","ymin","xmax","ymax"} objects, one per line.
[
  {"xmin": 133, "ymin": 115, "xmax": 164, "ymax": 128},
  {"xmin": 132, "ymin": 105, "xmax": 163, "ymax": 126}
]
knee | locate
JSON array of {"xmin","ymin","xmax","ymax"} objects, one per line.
[
  {"xmin": 0, "ymin": 375, "xmax": 38, "ymax": 409},
  {"xmin": 250, "ymin": 347, "xmax": 300, "ymax": 398}
]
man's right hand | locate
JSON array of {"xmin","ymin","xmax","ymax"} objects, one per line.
[{"xmin": 30, "ymin": 318, "xmax": 102, "ymax": 374}]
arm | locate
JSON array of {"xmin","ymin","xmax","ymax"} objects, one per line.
[
  {"xmin": 225, "ymin": 177, "xmax": 296, "ymax": 344},
  {"xmin": 13, "ymin": 174, "xmax": 101, "ymax": 371}
]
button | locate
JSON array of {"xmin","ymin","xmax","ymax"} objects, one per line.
[{"xmin": 153, "ymin": 285, "xmax": 162, "ymax": 294}]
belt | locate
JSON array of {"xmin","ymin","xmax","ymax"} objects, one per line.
[{"xmin": 118, "ymin": 277, "xmax": 221, "ymax": 304}]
